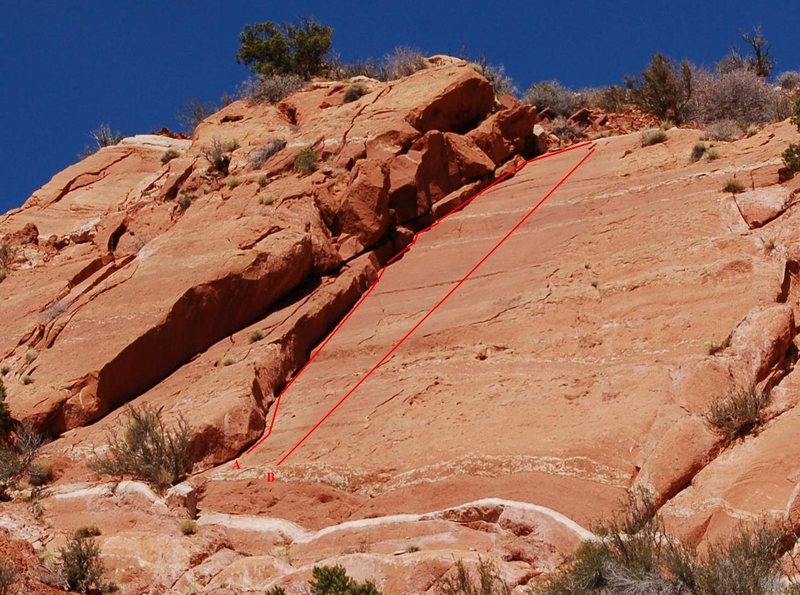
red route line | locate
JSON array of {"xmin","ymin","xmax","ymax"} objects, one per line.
[
  {"xmin": 238, "ymin": 141, "xmax": 594, "ymax": 463},
  {"xmin": 274, "ymin": 146, "xmax": 596, "ymax": 467}
]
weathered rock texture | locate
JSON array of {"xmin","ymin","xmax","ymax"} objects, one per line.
[{"xmin": 4, "ymin": 59, "xmax": 800, "ymax": 592}]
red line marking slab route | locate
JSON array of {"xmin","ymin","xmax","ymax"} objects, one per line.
[{"xmin": 236, "ymin": 142, "xmax": 595, "ymax": 469}]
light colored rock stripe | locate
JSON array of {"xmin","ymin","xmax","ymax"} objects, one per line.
[{"xmin": 196, "ymin": 497, "xmax": 596, "ymax": 544}]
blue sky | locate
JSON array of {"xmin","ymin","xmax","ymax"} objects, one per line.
[{"xmin": 2, "ymin": 1, "xmax": 799, "ymax": 212}]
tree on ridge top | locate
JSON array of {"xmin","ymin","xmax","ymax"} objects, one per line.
[{"xmin": 236, "ymin": 18, "xmax": 333, "ymax": 80}]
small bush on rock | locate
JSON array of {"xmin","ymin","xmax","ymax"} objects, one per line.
[
  {"xmin": 74, "ymin": 525, "xmax": 102, "ymax": 539},
  {"xmin": 0, "ymin": 379, "xmax": 11, "ymax": 437},
  {"xmin": 202, "ymin": 138, "xmax": 234, "ymax": 176},
  {"xmin": 690, "ymin": 142, "xmax": 709, "ymax": 162},
  {"xmin": 0, "ymin": 245, "xmax": 12, "ymax": 283},
  {"xmin": 239, "ymin": 74, "xmax": 305, "ymax": 104},
  {"xmin": 524, "ymin": 81, "xmax": 586, "ymax": 117},
  {"xmin": 470, "ymin": 58, "xmax": 518, "ymax": 97},
  {"xmin": 247, "ymin": 329, "xmax": 264, "ymax": 344},
  {"xmin": 641, "ymin": 128, "xmax": 668, "ymax": 146},
  {"xmin": 588, "ymin": 85, "xmax": 629, "ymax": 113},
  {"xmin": 791, "ymin": 98, "xmax": 800, "ymax": 131},
  {"xmin": 60, "ymin": 535, "xmax": 105, "ymax": 594},
  {"xmin": 0, "ymin": 561, "xmax": 18, "ymax": 595},
  {"xmin": 180, "ymin": 520, "xmax": 197, "ymax": 536},
  {"xmin": 343, "ymin": 83, "xmax": 367, "ymax": 103},
  {"xmin": 434, "ymin": 558, "xmax": 510, "ymax": 595},
  {"xmin": 0, "ymin": 425, "xmax": 43, "ymax": 498},
  {"xmin": 783, "ymin": 143, "xmax": 800, "ymax": 173},
  {"xmin": 294, "ymin": 148, "xmax": 318, "ymax": 175},
  {"xmin": 551, "ymin": 116, "xmax": 585, "ymax": 142},
  {"xmin": 778, "ymin": 71, "xmax": 800, "ymax": 91},
  {"xmin": 308, "ymin": 564, "xmax": 381, "ymax": 595},
  {"xmin": 177, "ymin": 98, "xmax": 218, "ymax": 133},
  {"xmin": 177, "ymin": 193, "xmax": 193, "ymax": 212},
  {"xmin": 28, "ymin": 460, "xmax": 52, "ymax": 486},
  {"xmin": 705, "ymin": 384, "xmax": 770, "ymax": 442},
  {"xmin": 534, "ymin": 490, "xmax": 792, "ymax": 594},
  {"xmin": 91, "ymin": 404, "xmax": 193, "ymax": 493},
  {"xmin": 250, "ymin": 138, "xmax": 287, "ymax": 168},
  {"xmin": 383, "ymin": 46, "xmax": 426, "ymax": 80},
  {"xmin": 89, "ymin": 124, "xmax": 123, "ymax": 149},
  {"xmin": 722, "ymin": 178, "xmax": 745, "ymax": 194},
  {"xmin": 160, "ymin": 149, "xmax": 180, "ymax": 165}
]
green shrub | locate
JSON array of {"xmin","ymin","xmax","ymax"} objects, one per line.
[
  {"xmin": 19, "ymin": 375, "xmax": 32, "ymax": 386},
  {"xmin": 180, "ymin": 519, "xmax": 197, "ymax": 536},
  {"xmin": 161, "ymin": 149, "xmax": 180, "ymax": 165},
  {"xmin": 226, "ymin": 176, "xmax": 242, "ymax": 189},
  {"xmin": 783, "ymin": 143, "xmax": 800, "ymax": 173},
  {"xmin": 74, "ymin": 525, "xmax": 102, "ymax": 539},
  {"xmin": 60, "ymin": 535, "xmax": 105, "ymax": 593},
  {"xmin": 293, "ymin": 148, "xmax": 318, "ymax": 175},
  {"xmin": 250, "ymin": 138, "xmax": 287, "ymax": 167},
  {"xmin": 221, "ymin": 357, "xmax": 235, "ymax": 367},
  {"xmin": 706, "ymin": 147, "xmax": 720, "ymax": 161},
  {"xmin": 589, "ymin": 85, "xmax": 629, "ymax": 112},
  {"xmin": 28, "ymin": 460, "xmax": 52, "ymax": 486},
  {"xmin": 705, "ymin": 384, "xmax": 770, "ymax": 442},
  {"xmin": 641, "ymin": 128, "xmax": 668, "ymax": 146},
  {"xmin": 236, "ymin": 18, "xmax": 333, "ymax": 79},
  {"xmin": 343, "ymin": 83, "xmax": 367, "ymax": 103},
  {"xmin": 258, "ymin": 175, "xmax": 269, "ymax": 187},
  {"xmin": 259, "ymin": 194, "xmax": 277, "ymax": 206},
  {"xmin": 25, "ymin": 349, "xmax": 37, "ymax": 363},
  {"xmin": 722, "ymin": 178, "xmax": 745, "ymax": 194},
  {"xmin": 91, "ymin": 404, "xmax": 193, "ymax": 493},
  {"xmin": 308, "ymin": 564, "xmax": 381, "ymax": 595},
  {"xmin": 0, "ymin": 365, "xmax": 8, "ymax": 377},
  {"xmin": 690, "ymin": 142, "xmax": 709, "ymax": 162},
  {"xmin": 265, "ymin": 588, "xmax": 287, "ymax": 595},
  {"xmin": 626, "ymin": 53, "xmax": 693, "ymax": 122},
  {"xmin": 434, "ymin": 558, "xmax": 510, "ymax": 595},
  {"xmin": 524, "ymin": 81, "xmax": 586, "ymax": 117},
  {"xmin": 0, "ymin": 561, "xmax": 18, "ymax": 595},
  {"xmin": 247, "ymin": 329, "xmax": 264, "ymax": 344}
]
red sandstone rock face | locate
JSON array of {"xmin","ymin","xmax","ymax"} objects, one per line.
[{"xmin": 5, "ymin": 60, "xmax": 800, "ymax": 591}]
